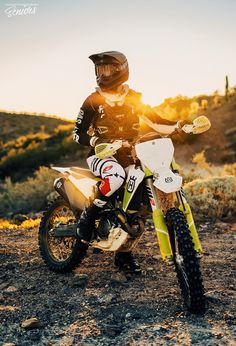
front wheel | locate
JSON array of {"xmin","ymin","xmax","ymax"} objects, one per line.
[
  {"xmin": 38, "ymin": 196, "xmax": 88, "ymax": 273},
  {"xmin": 166, "ymin": 208, "xmax": 205, "ymax": 313}
]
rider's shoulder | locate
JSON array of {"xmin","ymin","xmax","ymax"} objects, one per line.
[
  {"xmin": 127, "ymin": 88, "xmax": 143, "ymax": 104},
  {"xmin": 81, "ymin": 91, "xmax": 104, "ymax": 110},
  {"xmin": 128, "ymin": 88, "xmax": 142, "ymax": 99}
]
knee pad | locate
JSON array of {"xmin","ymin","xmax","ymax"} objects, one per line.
[{"xmin": 99, "ymin": 162, "xmax": 126, "ymax": 197}]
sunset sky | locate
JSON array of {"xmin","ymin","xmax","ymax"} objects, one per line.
[{"xmin": 0, "ymin": 0, "xmax": 236, "ymax": 119}]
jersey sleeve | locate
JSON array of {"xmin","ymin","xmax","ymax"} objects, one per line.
[
  {"xmin": 73, "ymin": 96, "xmax": 97, "ymax": 146},
  {"xmin": 142, "ymin": 104, "xmax": 177, "ymax": 126},
  {"xmin": 129, "ymin": 89, "xmax": 177, "ymax": 126}
]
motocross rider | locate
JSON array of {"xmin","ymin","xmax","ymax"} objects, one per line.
[{"xmin": 73, "ymin": 51, "xmax": 184, "ymax": 273}]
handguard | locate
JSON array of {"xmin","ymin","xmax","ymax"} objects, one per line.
[
  {"xmin": 95, "ymin": 140, "xmax": 123, "ymax": 159},
  {"xmin": 182, "ymin": 116, "xmax": 211, "ymax": 134}
]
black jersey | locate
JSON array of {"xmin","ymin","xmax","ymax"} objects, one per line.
[{"xmin": 73, "ymin": 87, "xmax": 176, "ymax": 166}]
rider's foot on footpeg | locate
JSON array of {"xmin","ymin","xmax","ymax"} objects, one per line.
[
  {"xmin": 114, "ymin": 252, "xmax": 141, "ymax": 274},
  {"xmin": 93, "ymin": 248, "xmax": 103, "ymax": 254}
]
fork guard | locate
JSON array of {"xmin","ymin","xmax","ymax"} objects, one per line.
[{"xmin": 179, "ymin": 203, "xmax": 202, "ymax": 253}]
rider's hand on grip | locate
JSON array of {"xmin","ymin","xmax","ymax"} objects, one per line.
[
  {"xmin": 177, "ymin": 119, "xmax": 192, "ymax": 128},
  {"xmin": 122, "ymin": 140, "xmax": 131, "ymax": 148}
]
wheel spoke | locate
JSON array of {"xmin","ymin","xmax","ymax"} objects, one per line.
[{"xmin": 46, "ymin": 205, "xmax": 76, "ymax": 262}]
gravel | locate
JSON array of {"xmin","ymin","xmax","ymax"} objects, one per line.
[{"xmin": 0, "ymin": 220, "xmax": 235, "ymax": 345}]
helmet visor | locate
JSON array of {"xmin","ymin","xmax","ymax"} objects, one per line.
[{"xmin": 95, "ymin": 64, "xmax": 122, "ymax": 77}]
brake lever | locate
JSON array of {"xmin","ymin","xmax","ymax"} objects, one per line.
[{"xmin": 181, "ymin": 124, "xmax": 194, "ymax": 134}]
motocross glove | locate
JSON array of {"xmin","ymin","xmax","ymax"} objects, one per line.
[{"xmin": 177, "ymin": 119, "xmax": 192, "ymax": 128}]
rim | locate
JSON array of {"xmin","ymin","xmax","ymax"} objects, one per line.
[{"xmin": 46, "ymin": 205, "xmax": 77, "ymax": 262}]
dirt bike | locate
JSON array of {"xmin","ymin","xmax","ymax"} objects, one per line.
[{"xmin": 38, "ymin": 115, "xmax": 211, "ymax": 313}]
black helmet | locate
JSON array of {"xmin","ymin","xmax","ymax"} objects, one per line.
[{"xmin": 89, "ymin": 51, "xmax": 129, "ymax": 90}]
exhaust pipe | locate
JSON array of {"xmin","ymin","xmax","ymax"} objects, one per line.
[{"xmin": 54, "ymin": 177, "xmax": 70, "ymax": 204}]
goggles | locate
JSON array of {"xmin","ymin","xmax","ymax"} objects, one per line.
[
  {"xmin": 95, "ymin": 64, "xmax": 119, "ymax": 77},
  {"xmin": 95, "ymin": 62, "xmax": 127, "ymax": 77}
]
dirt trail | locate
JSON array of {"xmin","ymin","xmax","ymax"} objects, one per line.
[{"xmin": 0, "ymin": 221, "xmax": 235, "ymax": 346}]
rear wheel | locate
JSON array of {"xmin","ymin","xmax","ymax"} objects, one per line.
[
  {"xmin": 166, "ymin": 208, "xmax": 205, "ymax": 313},
  {"xmin": 38, "ymin": 196, "xmax": 88, "ymax": 273}
]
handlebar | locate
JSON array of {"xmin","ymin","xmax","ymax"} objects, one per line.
[
  {"xmin": 131, "ymin": 131, "xmax": 165, "ymax": 145},
  {"xmin": 95, "ymin": 115, "xmax": 211, "ymax": 159}
]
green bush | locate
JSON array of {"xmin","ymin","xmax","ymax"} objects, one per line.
[
  {"xmin": 0, "ymin": 126, "xmax": 84, "ymax": 181},
  {"xmin": 0, "ymin": 166, "xmax": 58, "ymax": 216},
  {"xmin": 184, "ymin": 175, "xmax": 236, "ymax": 221}
]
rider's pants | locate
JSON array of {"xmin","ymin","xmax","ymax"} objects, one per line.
[{"xmin": 87, "ymin": 155, "xmax": 126, "ymax": 197}]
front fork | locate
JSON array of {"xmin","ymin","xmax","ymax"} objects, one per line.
[
  {"xmin": 176, "ymin": 188, "xmax": 202, "ymax": 253},
  {"xmin": 146, "ymin": 179, "xmax": 202, "ymax": 263},
  {"xmin": 145, "ymin": 178, "xmax": 173, "ymax": 262}
]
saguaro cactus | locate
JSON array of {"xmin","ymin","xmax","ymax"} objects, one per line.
[{"xmin": 225, "ymin": 75, "xmax": 229, "ymax": 101}]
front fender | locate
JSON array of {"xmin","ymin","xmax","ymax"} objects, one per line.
[{"xmin": 153, "ymin": 169, "xmax": 182, "ymax": 193}]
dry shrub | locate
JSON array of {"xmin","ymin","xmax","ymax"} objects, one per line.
[
  {"xmin": 0, "ymin": 218, "xmax": 40, "ymax": 230},
  {"xmin": 221, "ymin": 163, "xmax": 236, "ymax": 177},
  {"xmin": 189, "ymin": 101, "xmax": 199, "ymax": 115},
  {"xmin": 192, "ymin": 150, "xmax": 212, "ymax": 174},
  {"xmin": 0, "ymin": 166, "xmax": 58, "ymax": 216},
  {"xmin": 181, "ymin": 168, "xmax": 202, "ymax": 184},
  {"xmin": 184, "ymin": 175, "xmax": 236, "ymax": 221},
  {"xmin": 201, "ymin": 99, "xmax": 208, "ymax": 110},
  {"xmin": 54, "ymin": 124, "xmax": 74, "ymax": 133}
]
